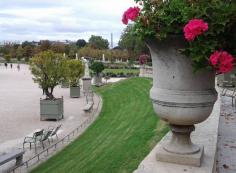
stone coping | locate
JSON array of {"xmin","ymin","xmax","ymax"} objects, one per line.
[{"xmin": 134, "ymin": 92, "xmax": 220, "ymax": 173}]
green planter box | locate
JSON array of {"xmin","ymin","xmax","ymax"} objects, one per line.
[
  {"xmin": 40, "ymin": 97, "xmax": 64, "ymax": 121},
  {"xmin": 70, "ymin": 86, "xmax": 80, "ymax": 98}
]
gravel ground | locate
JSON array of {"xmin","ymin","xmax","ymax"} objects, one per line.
[
  {"xmin": 0, "ymin": 64, "xmax": 100, "ymax": 172},
  {"xmin": 217, "ymin": 90, "xmax": 236, "ymax": 173}
]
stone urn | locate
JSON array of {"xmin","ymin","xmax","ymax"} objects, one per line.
[
  {"xmin": 147, "ymin": 36, "xmax": 217, "ymax": 166},
  {"xmin": 93, "ymin": 74, "xmax": 102, "ymax": 87}
]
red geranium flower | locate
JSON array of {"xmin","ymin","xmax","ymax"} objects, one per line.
[
  {"xmin": 122, "ymin": 7, "xmax": 140, "ymax": 25},
  {"xmin": 184, "ymin": 19, "xmax": 208, "ymax": 41},
  {"xmin": 210, "ymin": 51, "xmax": 234, "ymax": 74}
]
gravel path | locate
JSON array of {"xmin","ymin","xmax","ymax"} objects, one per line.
[
  {"xmin": 0, "ymin": 64, "xmax": 101, "ymax": 172},
  {"xmin": 217, "ymin": 92, "xmax": 236, "ymax": 173}
]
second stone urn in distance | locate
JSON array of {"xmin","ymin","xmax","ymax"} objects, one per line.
[{"xmin": 147, "ymin": 36, "xmax": 217, "ymax": 166}]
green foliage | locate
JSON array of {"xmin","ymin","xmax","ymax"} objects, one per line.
[
  {"xmin": 68, "ymin": 44, "xmax": 78, "ymax": 59},
  {"xmin": 119, "ymin": 24, "xmax": 149, "ymax": 55},
  {"xmin": 133, "ymin": 0, "xmax": 236, "ymax": 71},
  {"xmin": 51, "ymin": 42, "xmax": 65, "ymax": 53},
  {"xmin": 30, "ymin": 78, "xmax": 168, "ymax": 173},
  {"xmin": 90, "ymin": 61, "xmax": 105, "ymax": 75},
  {"xmin": 88, "ymin": 35, "xmax": 109, "ymax": 49},
  {"xmin": 76, "ymin": 39, "xmax": 87, "ymax": 48},
  {"xmin": 39, "ymin": 40, "xmax": 51, "ymax": 51},
  {"xmin": 4, "ymin": 54, "xmax": 11, "ymax": 62},
  {"xmin": 66, "ymin": 59, "xmax": 84, "ymax": 87},
  {"xmin": 23, "ymin": 45, "xmax": 34, "ymax": 59},
  {"xmin": 16, "ymin": 46, "xmax": 24, "ymax": 61},
  {"xmin": 30, "ymin": 50, "xmax": 67, "ymax": 99},
  {"xmin": 79, "ymin": 46, "xmax": 130, "ymax": 61},
  {"xmin": 103, "ymin": 69, "xmax": 139, "ymax": 78}
]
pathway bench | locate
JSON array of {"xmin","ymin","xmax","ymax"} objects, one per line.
[
  {"xmin": 83, "ymin": 102, "xmax": 94, "ymax": 112},
  {"xmin": 0, "ymin": 149, "xmax": 25, "ymax": 167}
]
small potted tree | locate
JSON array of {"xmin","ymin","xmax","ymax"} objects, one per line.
[
  {"xmin": 66, "ymin": 59, "xmax": 84, "ymax": 98},
  {"xmin": 90, "ymin": 61, "xmax": 105, "ymax": 86},
  {"xmin": 30, "ymin": 50, "xmax": 67, "ymax": 121}
]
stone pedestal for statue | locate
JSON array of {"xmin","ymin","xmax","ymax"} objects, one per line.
[
  {"xmin": 81, "ymin": 57, "xmax": 92, "ymax": 93},
  {"xmin": 82, "ymin": 77, "xmax": 92, "ymax": 93}
]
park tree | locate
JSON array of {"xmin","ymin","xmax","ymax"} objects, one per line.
[
  {"xmin": 66, "ymin": 59, "xmax": 84, "ymax": 87},
  {"xmin": 51, "ymin": 42, "xmax": 65, "ymax": 53},
  {"xmin": 4, "ymin": 54, "xmax": 11, "ymax": 62},
  {"xmin": 76, "ymin": 39, "xmax": 87, "ymax": 48},
  {"xmin": 88, "ymin": 35, "xmax": 109, "ymax": 49},
  {"xmin": 23, "ymin": 45, "xmax": 34, "ymax": 61},
  {"xmin": 118, "ymin": 24, "xmax": 149, "ymax": 60},
  {"xmin": 68, "ymin": 44, "xmax": 78, "ymax": 59},
  {"xmin": 16, "ymin": 46, "xmax": 24, "ymax": 61},
  {"xmin": 9, "ymin": 47, "xmax": 17, "ymax": 59},
  {"xmin": 1, "ymin": 43, "xmax": 11, "ymax": 55},
  {"xmin": 22, "ymin": 41, "xmax": 34, "ymax": 48},
  {"xmin": 30, "ymin": 51, "xmax": 67, "ymax": 99},
  {"xmin": 39, "ymin": 40, "xmax": 51, "ymax": 51},
  {"xmin": 90, "ymin": 61, "xmax": 105, "ymax": 76}
]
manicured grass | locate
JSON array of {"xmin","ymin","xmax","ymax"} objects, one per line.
[
  {"xmin": 103, "ymin": 68, "xmax": 139, "ymax": 75},
  {"xmin": 31, "ymin": 78, "xmax": 168, "ymax": 173}
]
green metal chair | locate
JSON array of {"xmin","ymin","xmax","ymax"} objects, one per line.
[{"xmin": 23, "ymin": 129, "xmax": 44, "ymax": 152}]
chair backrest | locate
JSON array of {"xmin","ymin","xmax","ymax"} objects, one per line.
[
  {"xmin": 51, "ymin": 124, "xmax": 62, "ymax": 136},
  {"xmin": 33, "ymin": 129, "xmax": 44, "ymax": 140},
  {"xmin": 42, "ymin": 131, "xmax": 52, "ymax": 141}
]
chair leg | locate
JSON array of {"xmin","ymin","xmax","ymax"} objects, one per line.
[
  {"xmin": 56, "ymin": 134, "xmax": 59, "ymax": 140},
  {"xmin": 34, "ymin": 143, "xmax": 37, "ymax": 153},
  {"xmin": 48, "ymin": 138, "xmax": 50, "ymax": 144},
  {"xmin": 30, "ymin": 143, "xmax": 31, "ymax": 149},
  {"xmin": 42, "ymin": 141, "xmax": 45, "ymax": 149}
]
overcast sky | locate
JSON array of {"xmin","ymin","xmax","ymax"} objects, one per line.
[{"xmin": 0, "ymin": 0, "xmax": 136, "ymax": 45}]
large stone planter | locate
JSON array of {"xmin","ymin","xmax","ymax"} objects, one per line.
[
  {"xmin": 147, "ymin": 36, "xmax": 217, "ymax": 166},
  {"xmin": 93, "ymin": 74, "xmax": 102, "ymax": 87},
  {"xmin": 70, "ymin": 86, "xmax": 80, "ymax": 98},
  {"xmin": 40, "ymin": 97, "xmax": 64, "ymax": 121}
]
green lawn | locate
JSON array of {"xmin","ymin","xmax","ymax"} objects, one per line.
[
  {"xmin": 103, "ymin": 68, "xmax": 139, "ymax": 74},
  {"xmin": 31, "ymin": 78, "xmax": 168, "ymax": 173}
]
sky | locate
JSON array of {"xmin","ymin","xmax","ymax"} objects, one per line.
[{"xmin": 0, "ymin": 0, "xmax": 136, "ymax": 46}]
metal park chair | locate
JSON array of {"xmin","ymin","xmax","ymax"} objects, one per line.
[{"xmin": 47, "ymin": 124, "xmax": 62, "ymax": 142}]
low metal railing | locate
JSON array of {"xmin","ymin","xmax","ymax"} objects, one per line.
[{"xmin": 9, "ymin": 97, "xmax": 101, "ymax": 173}]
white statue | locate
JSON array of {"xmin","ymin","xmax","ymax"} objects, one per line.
[
  {"xmin": 82, "ymin": 57, "xmax": 90, "ymax": 78},
  {"xmin": 102, "ymin": 54, "xmax": 105, "ymax": 62}
]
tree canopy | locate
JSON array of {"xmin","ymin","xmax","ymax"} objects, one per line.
[
  {"xmin": 88, "ymin": 35, "xmax": 109, "ymax": 49},
  {"xmin": 76, "ymin": 39, "xmax": 87, "ymax": 48},
  {"xmin": 66, "ymin": 59, "xmax": 84, "ymax": 87},
  {"xmin": 118, "ymin": 24, "xmax": 149, "ymax": 57},
  {"xmin": 30, "ymin": 51, "xmax": 67, "ymax": 99}
]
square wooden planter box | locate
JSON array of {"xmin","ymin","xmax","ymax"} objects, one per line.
[
  {"xmin": 70, "ymin": 86, "xmax": 80, "ymax": 98},
  {"xmin": 40, "ymin": 97, "xmax": 64, "ymax": 121}
]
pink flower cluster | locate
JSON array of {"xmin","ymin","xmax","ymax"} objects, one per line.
[
  {"xmin": 122, "ymin": 7, "xmax": 140, "ymax": 25},
  {"xmin": 210, "ymin": 51, "xmax": 234, "ymax": 73},
  {"xmin": 139, "ymin": 54, "xmax": 150, "ymax": 65},
  {"xmin": 183, "ymin": 19, "xmax": 208, "ymax": 41}
]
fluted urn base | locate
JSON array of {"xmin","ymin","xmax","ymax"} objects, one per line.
[
  {"xmin": 164, "ymin": 125, "xmax": 200, "ymax": 154},
  {"xmin": 156, "ymin": 124, "xmax": 204, "ymax": 166}
]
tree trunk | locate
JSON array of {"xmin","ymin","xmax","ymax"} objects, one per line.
[{"xmin": 45, "ymin": 88, "xmax": 54, "ymax": 100}]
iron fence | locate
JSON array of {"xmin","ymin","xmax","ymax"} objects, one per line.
[{"xmin": 9, "ymin": 97, "xmax": 101, "ymax": 173}]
